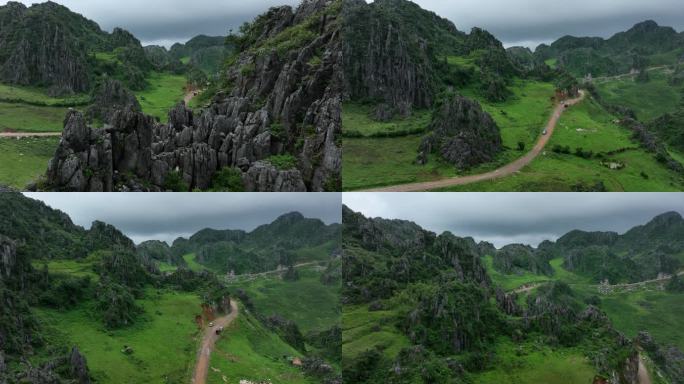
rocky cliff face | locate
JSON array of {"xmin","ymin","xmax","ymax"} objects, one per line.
[
  {"xmin": 418, "ymin": 94, "xmax": 503, "ymax": 169},
  {"xmin": 86, "ymin": 78, "xmax": 141, "ymax": 124},
  {"xmin": 43, "ymin": 0, "xmax": 341, "ymax": 192},
  {"xmin": 0, "ymin": 235, "xmax": 16, "ymax": 281},
  {"xmin": 342, "ymin": 0, "xmax": 436, "ymax": 116},
  {"xmin": 0, "ymin": 2, "xmax": 92, "ymax": 95}
]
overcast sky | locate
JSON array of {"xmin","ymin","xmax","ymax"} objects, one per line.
[
  {"xmin": 23, "ymin": 193, "xmax": 341, "ymax": 245},
  {"xmin": 2, "ymin": 0, "xmax": 299, "ymax": 47},
  {"xmin": 4, "ymin": 0, "xmax": 683, "ymax": 48},
  {"xmin": 373, "ymin": 0, "xmax": 684, "ymax": 48},
  {"xmin": 344, "ymin": 193, "xmax": 684, "ymax": 247}
]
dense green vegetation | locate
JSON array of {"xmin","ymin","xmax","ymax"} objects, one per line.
[
  {"xmin": 0, "ymin": 193, "xmax": 341, "ymax": 383},
  {"xmin": 342, "ymin": 206, "xmax": 684, "ymax": 383}
]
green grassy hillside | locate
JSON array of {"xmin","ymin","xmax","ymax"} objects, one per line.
[
  {"xmin": 207, "ymin": 310, "xmax": 315, "ymax": 384},
  {"xmin": 594, "ymin": 68, "xmax": 684, "ymax": 121},
  {"xmin": 343, "ymin": 79, "xmax": 556, "ymax": 190},
  {"xmin": 226, "ymin": 265, "xmax": 340, "ymax": 334},
  {"xmin": 37, "ymin": 289, "xmax": 202, "ymax": 384}
]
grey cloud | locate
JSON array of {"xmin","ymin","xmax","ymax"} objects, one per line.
[
  {"xmin": 23, "ymin": 193, "xmax": 341, "ymax": 245},
  {"xmin": 6, "ymin": 0, "xmax": 683, "ymax": 48},
  {"xmin": 343, "ymin": 193, "xmax": 684, "ymax": 247},
  {"xmin": 371, "ymin": 0, "xmax": 684, "ymax": 48},
  {"xmin": 3, "ymin": 0, "xmax": 300, "ymax": 46}
]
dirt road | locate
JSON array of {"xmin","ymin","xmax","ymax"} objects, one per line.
[
  {"xmin": 510, "ymin": 282, "xmax": 547, "ymax": 295},
  {"xmin": 638, "ymin": 354, "xmax": 652, "ymax": 384},
  {"xmin": 362, "ymin": 91, "xmax": 586, "ymax": 192},
  {"xmin": 184, "ymin": 87, "xmax": 203, "ymax": 105},
  {"xmin": 0, "ymin": 131, "xmax": 62, "ymax": 138},
  {"xmin": 192, "ymin": 300, "xmax": 239, "ymax": 384}
]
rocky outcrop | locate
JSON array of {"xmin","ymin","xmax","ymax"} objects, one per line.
[
  {"xmin": 342, "ymin": 0, "xmax": 437, "ymax": 116},
  {"xmin": 494, "ymin": 244, "xmax": 554, "ymax": 276},
  {"xmin": 69, "ymin": 347, "xmax": 91, "ymax": 384},
  {"xmin": 621, "ymin": 118, "xmax": 684, "ymax": 174},
  {"xmin": 43, "ymin": 0, "xmax": 341, "ymax": 192},
  {"xmin": 419, "ymin": 94, "xmax": 502, "ymax": 169},
  {"xmin": 86, "ymin": 78, "xmax": 141, "ymax": 124},
  {"xmin": 0, "ymin": 235, "xmax": 16, "ymax": 280},
  {"xmin": 0, "ymin": 2, "xmax": 91, "ymax": 95},
  {"xmin": 637, "ymin": 332, "xmax": 684, "ymax": 383}
]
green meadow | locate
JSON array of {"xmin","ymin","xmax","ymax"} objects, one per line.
[
  {"xmin": 440, "ymin": 96, "xmax": 684, "ymax": 192},
  {"xmin": 37, "ymin": 289, "xmax": 202, "ymax": 384},
  {"xmin": 226, "ymin": 266, "xmax": 340, "ymax": 334},
  {"xmin": 342, "ymin": 305, "xmax": 410, "ymax": 361},
  {"xmin": 0, "ymin": 102, "xmax": 67, "ymax": 132},
  {"xmin": 342, "ymin": 80, "xmax": 558, "ymax": 191},
  {"xmin": 470, "ymin": 339, "xmax": 596, "ymax": 384},
  {"xmin": 601, "ymin": 289, "xmax": 684, "ymax": 351},
  {"xmin": 0, "ymin": 83, "xmax": 89, "ymax": 106},
  {"xmin": 0, "ymin": 137, "xmax": 58, "ymax": 188},
  {"xmin": 594, "ymin": 68, "xmax": 684, "ymax": 121},
  {"xmin": 182, "ymin": 253, "xmax": 208, "ymax": 272},
  {"xmin": 207, "ymin": 311, "xmax": 315, "ymax": 384},
  {"xmin": 136, "ymin": 72, "xmax": 187, "ymax": 122}
]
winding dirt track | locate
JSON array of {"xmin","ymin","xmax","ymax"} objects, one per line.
[
  {"xmin": 362, "ymin": 91, "xmax": 586, "ymax": 192},
  {"xmin": 638, "ymin": 354, "xmax": 652, "ymax": 384},
  {"xmin": 192, "ymin": 300, "xmax": 239, "ymax": 384},
  {"xmin": 0, "ymin": 131, "xmax": 62, "ymax": 138}
]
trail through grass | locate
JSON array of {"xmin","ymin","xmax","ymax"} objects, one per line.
[{"xmin": 207, "ymin": 310, "xmax": 314, "ymax": 384}]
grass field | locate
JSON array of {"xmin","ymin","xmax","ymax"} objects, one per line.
[
  {"xmin": 594, "ymin": 68, "xmax": 684, "ymax": 121},
  {"xmin": 0, "ymin": 102, "xmax": 67, "ymax": 132},
  {"xmin": 601, "ymin": 290, "xmax": 684, "ymax": 351},
  {"xmin": 32, "ymin": 259, "xmax": 99, "ymax": 280},
  {"xmin": 0, "ymin": 83, "xmax": 89, "ymax": 106},
  {"xmin": 226, "ymin": 266, "xmax": 340, "ymax": 333},
  {"xmin": 342, "ymin": 305, "xmax": 410, "ymax": 361},
  {"xmin": 483, "ymin": 255, "xmax": 551, "ymax": 291},
  {"xmin": 37, "ymin": 289, "xmax": 202, "ymax": 384},
  {"xmin": 136, "ymin": 72, "xmax": 187, "ymax": 122},
  {"xmin": 440, "ymin": 96, "xmax": 684, "ymax": 192},
  {"xmin": 0, "ymin": 137, "xmax": 58, "ymax": 188},
  {"xmin": 342, "ymin": 103, "xmax": 432, "ymax": 137},
  {"xmin": 207, "ymin": 310, "xmax": 314, "ymax": 384},
  {"xmin": 470, "ymin": 338, "xmax": 596, "ymax": 384},
  {"xmin": 182, "ymin": 253, "xmax": 207, "ymax": 272},
  {"xmin": 342, "ymin": 80, "xmax": 556, "ymax": 191}
]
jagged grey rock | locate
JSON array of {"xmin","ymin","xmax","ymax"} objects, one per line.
[
  {"xmin": 42, "ymin": 0, "xmax": 341, "ymax": 192},
  {"xmin": 69, "ymin": 347, "xmax": 91, "ymax": 384},
  {"xmin": 0, "ymin": 235, "xmax": 16, "ymax": 280},
  {"xmin": 419, "ymin": 94, "xmax": 503, "ymax": 169},
  {"xmin": 86, "ymin": 78, "xmax": 141, "ymax": 124}
]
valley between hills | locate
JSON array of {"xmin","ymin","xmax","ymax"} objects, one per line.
[
  {"xmin": 0, "ymin": 193, "xmax": 341, "ymax": 383},
  {"xmin": 0, "ymin": 0, "xmax": 683, "ymax": 191},
  {"xmin": 342, "ymin": 206, "xmax": 684, "ymax": 384}
]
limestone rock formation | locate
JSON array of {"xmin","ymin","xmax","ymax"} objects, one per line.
[
  {"xmin": 69, "ymin": 347, "xmax": 91, "ymax": 384},
  {"xmin": 0, "ymin": 235, "xmax": 16, "ymax": 280},
  {"xmin": 43, "ymin": 0, "xmax": 341, "ymax": 192},
  {"xmin": 86, "ymin": 78, "xmax": 141, "ymax": 124},
  {"xmin": 419, "ymin": 94, "xmax": 502, "ymax": 169}
]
